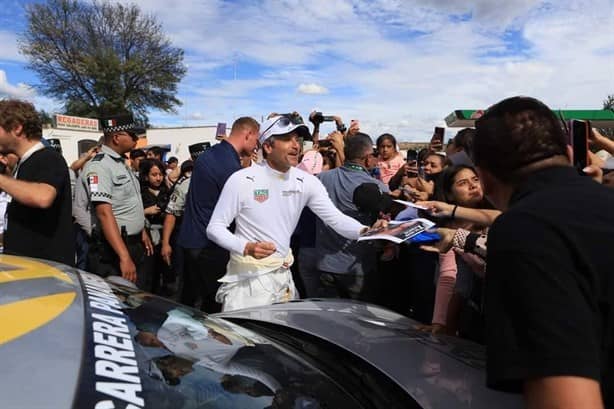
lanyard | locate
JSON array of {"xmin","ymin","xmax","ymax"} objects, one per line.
[{"xmin": 344, "ymin": 163, "xmax": 368, "ymax": 173}]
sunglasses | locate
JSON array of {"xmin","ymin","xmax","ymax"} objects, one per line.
[{"xmin": 261, "ymin": 113, "xmax": 304, "ymax": 139}]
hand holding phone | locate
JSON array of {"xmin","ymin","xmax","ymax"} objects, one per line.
[
  {"xmin": 405, "ymin": 160, "xmax": 418, "ymax": 177},
  {"xmin": 571, "ymin": 120, "xmax": 589, "ymax": 172},
  {"xmin": 418, "ymin": 166, "xmax": 426, "ymax": 179},
  {"xmin": 430, "ymin": 127, "xmax": 445, "ymax": 151}
]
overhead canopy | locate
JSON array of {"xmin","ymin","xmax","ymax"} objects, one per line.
[{"xmin": 445, "ymin": 109, "xmax": 614, "ymax": 128}]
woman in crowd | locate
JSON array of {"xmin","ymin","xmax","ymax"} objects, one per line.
[
  {"xmin": 427, "ymin": 165, "xmax": 487, "ymax": 338},
  {"xmin": 140, "ymin": 159, "xmax": 173, "ymax": 295},
  {"xmin": 376, "ymin": 133, "xmax": 405, "ymax": 186},
  {"xmin": 402, "ymin": 152, "xmax": 448, "ymax": 202}
]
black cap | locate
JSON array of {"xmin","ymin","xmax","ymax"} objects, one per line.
[
  {"xmin": 188, "ymin": 142, "xmax": 211, "ymax": 160},
  {"xmin": 100, "ymin": 114, "xmax": 145, "ymax": 136}
]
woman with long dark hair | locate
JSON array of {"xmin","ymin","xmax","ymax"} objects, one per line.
[
  {"xmin": 428, "ymin": 165, "xmax": 488, "ymax": 338},
  {"xmin": 139, "ymin": 159, "xmax": 173, "ymax": 295}
]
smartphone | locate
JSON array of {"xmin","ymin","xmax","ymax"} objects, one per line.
[
  {"xmin": 571, "ymin": 120, "xmax": 589, "ymax": 171},
  {"xmin": 418, "ymin": 166, "xmax": 426, "ymax": 179},
  {"xmin": 216, "ymin": 122, "xmax": 227, "ymax": 139},
  {"xmin": 433, "ymin": 127, "xmax": 445, "ymax": 143},
  {"xmin": 406, "ymin": 149, "xmax": 418, "ymax": 176},
  {"xmin": 406, "ymin": 149, "xmax": 418, "ymax": 163}
]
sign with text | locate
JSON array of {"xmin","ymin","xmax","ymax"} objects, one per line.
[{"xmin": 55, "ymin": 114, "xmax": 100, "ymax": 131}]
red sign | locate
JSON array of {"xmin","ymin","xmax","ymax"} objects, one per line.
[{"xmin": 56, "ymin": 114, "xmax": 99, "ymax": 131}]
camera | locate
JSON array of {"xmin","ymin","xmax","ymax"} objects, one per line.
[{"xmin": 310, "ymin": 112, "xmax": 335, "ymax": 124}]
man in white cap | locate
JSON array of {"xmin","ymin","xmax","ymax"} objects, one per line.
[{"xmin": 207, "ymin": 113, "xmax": 385, "ymax": 311}]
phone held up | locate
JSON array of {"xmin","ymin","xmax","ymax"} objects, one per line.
[
  {"xmin": 570, "ymin": 119, "xmax": 590, "ymax": 173},
  {"xmin": 433, "ymin": 127, "xmax": 445, "ymax": 144},
  {"xmin": 406, "ymin": 149, "xmax": 419, "ymax": 177},
  {"xmin": 406, "ymin": 149, "xmax": 418, "ymax": 164}
]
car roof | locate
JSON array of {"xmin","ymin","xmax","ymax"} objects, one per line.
[{"xmin": 216, "ymin": 300, "xmax": 522, "ymax": 409}]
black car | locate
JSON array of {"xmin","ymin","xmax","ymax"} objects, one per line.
[{"xmin": 0, "ymin": 255, "xmax": 521, "ymax": 408}]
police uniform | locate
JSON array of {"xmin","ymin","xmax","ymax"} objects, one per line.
[
  {"xmin": 163, "ymin": 174, "xmax": 191, "ymax": 299},
  {"xmin": 82, "ymin": 144, "xmax": 146, "ymax": 282},
  {"xmin": 166, "ymin": 175, "xmax": 190, "ymax": 219}
]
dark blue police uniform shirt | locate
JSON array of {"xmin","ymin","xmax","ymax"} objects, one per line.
[{"xmin": 178, "ymin": 140, "xmax": 241, "ymax": 249}]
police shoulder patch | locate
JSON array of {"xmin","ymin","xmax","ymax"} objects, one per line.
[{"xmin": 91, "ymin": 153, "xmax": 105, "ymax": 162}]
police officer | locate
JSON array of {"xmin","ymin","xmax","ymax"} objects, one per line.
[
  {"xmin": 161, "ymin": 160, "xmax": 193, "ymax": 301},
  {"xmin": 81, "ymin": 114, "xmax": 153, "ymax": 285}
]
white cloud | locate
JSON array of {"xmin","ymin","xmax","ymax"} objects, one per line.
[
  {"xmin": 0, "ymin": 31, "xmax": 24, "ymax": 62},
  {"xmin": 0, "ymin": 70, "xmax": 34, "ymax": 99},
  {"xmin": 297, "ymin": 83, "xmax": 329, "ymax": 95},
  {"xmin": 184, "ymin": 112, "xmax": 204, "ymax": 120},
  {"xmin": 9, "ymin": 0, "xmax": 613, "ymax": 140}
]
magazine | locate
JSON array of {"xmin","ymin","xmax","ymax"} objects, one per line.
[{"xmin": 357, "ymin": 218, "xmax": 436, "ymax": 244}]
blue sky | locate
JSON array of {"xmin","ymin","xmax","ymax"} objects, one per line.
[{"xmin": 0, "ymin": 0, "xmax": 613, "ymax": 141}]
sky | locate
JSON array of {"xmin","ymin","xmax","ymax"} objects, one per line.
[{"xmin": 0, "ymin": 0, "xmax": 613, "ymax": 141}]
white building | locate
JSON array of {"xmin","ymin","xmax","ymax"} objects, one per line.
[{"xmin": 43, "ymin": 115, "xmax": 221, "ymax": 165}]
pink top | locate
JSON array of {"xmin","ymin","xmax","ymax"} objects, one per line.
[
  {"xmin": 432, "ymin": 250, "xmax": 458, "ymax": 326},
  {"xmin": 377, "ymin": 153, "xmax": 405, "ymax": 185}
]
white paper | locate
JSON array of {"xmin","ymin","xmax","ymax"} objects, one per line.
[{"xmin": 393, "ymin": 199, "xmax": 428, "ymax": 210}]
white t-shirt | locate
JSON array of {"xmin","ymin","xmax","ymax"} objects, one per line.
[{"xmin": 207, "ymin": 162, "xmax": 366, "ymax": 258}]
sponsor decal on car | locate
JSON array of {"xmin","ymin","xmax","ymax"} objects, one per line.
[{"xmin": 75, "ymin": 273, "xmax": 144, "ymax": 409}]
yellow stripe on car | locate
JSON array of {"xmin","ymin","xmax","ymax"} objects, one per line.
[
  {"xmin": 0, "ymin": 292, "xmax": 76, "ymax": 345},
  {"xmin": 0, "ymin": 256, "xmax": 73, "ymax": 284},
  {"xmin": 0, "ymin": 255, "xmax": 77, "ymax": 346}
]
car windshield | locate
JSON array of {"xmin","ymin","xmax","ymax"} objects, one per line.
[{"xmin": 75, "ymin": 273, "xmax": 398, "ymax": 409}]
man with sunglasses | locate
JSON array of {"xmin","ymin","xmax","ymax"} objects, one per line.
[
  {"xmin": 207, "ymin": 114, "xmax": 386, "ymax": 311},
  {"xmin": 80, "ymin": 114, "xmax": 152, "ymax": 286},
  {"xmin": 178, "ymin": 117, "xmax": 260, "ymax": 312}
]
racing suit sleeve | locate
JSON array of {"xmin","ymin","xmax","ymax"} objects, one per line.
[{"xmin": 206, "ymin": 173, "xmax": 249, "ymax": 255}]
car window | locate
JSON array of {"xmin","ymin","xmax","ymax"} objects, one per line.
[{"xmin": 74, "ymin": 272, "xmax": 379, "ymax": 409}]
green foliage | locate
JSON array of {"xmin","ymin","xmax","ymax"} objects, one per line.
[
  {"xmin": 38, "ymin": 109, "xmax": 53, "ymax": 127},
  {"xmin": 19, "ymin": 0, "xmax": 186, "ymax": 123},
  {"xmin": 601, "ymin": 94, "xmax": 614, "ymax": 138}
]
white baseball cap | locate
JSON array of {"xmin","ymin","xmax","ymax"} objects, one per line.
[{"xmin": 259, "ymin": 114, "xmax": 311, "ymax": 144}]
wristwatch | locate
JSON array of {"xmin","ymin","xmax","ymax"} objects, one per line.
[{"xmin": 336, "ymin": 123, "xmax": 347, "ymax": 133}]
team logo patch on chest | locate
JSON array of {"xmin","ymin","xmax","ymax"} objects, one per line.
[{"xmin": 253, "ymin": 189, "xmax": 269, "ymax": 203}]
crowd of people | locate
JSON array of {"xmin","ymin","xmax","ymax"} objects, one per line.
[{"xmin": 0, "ymin": 96, "xmax": 612, "ymax": 407}]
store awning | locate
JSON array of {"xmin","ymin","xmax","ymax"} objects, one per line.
[{"xmin": 445, "ymin": 109, "xmax": 614, "ymax": 128}]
